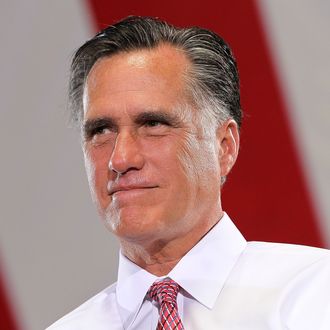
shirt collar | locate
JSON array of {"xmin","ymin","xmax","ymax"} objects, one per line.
[
  {"xmin": 168, "ymin": 212, "xmax": 247, "ymax": 309},
  {"xmin": 116, "ymin": 252, "xmax": 157, "ymax": 328},
  {"xmin": 116, "ymin": 212, "xmax": 246, "ymax": 326}
]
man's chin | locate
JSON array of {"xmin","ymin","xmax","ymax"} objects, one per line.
[
  {"xmin": 103, "ymin": 213, "xmax": 165, "ymax": 244},
  {"xmin": 103, "ymin": 205, "xmax": 144, "ymax": 228}
]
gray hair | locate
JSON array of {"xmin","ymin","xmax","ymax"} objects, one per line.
[{"xmin": 69, "ymin": 16, "xmax": 241, "ymax": 130}]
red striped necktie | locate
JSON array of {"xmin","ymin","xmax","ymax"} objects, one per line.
[{"xmin": 148, "ymin": 278, "xmax": 185, "ymax": 330}]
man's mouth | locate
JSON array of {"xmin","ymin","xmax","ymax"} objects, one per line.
[{"xmin": 108, "ymin": 183, "xmax": 158, "ymax": 196}]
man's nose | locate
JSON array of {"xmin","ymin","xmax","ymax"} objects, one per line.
[{"xmin": 108, "ymin": 130, "xmax": 144, "ymax": 175}]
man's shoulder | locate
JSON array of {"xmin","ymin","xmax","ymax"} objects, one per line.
[
  {"xmin": 245, "ymin": 240, "xmax": 330, "ymax": 263},
  {"xmin": 235, "ymin": 240, "xmax": 330, "ymax": 284},
  {"xmin": 246, "ymin": 240, "xmax": 330, "ymax": 256},
  {"xmin": 217, "ymin": 241, "xmax": 330, "ymax": 328},
  {"xmin": 46, "ymin": 282, "xmax": 121, "ymax": 330}
]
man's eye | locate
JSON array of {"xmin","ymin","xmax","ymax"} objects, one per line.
[
  {"xmin": 85, "ymin": 127, "xmax": 111, "ymax": 141},
  {"xmin": 91, "ymin": 127, "xmax": 111, "ymax": 137},
  {"xmin": 95, "ymin": 127, "xmax": 110, "ymax": 135},
  {"xmin": 144, "ymin": 120, "xmax": 167, "ymax": 127}
]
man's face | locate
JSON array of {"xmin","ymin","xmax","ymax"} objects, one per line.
[{"xmin": 82, "ymin": 45, "xmax": 226, "ymax": 245}]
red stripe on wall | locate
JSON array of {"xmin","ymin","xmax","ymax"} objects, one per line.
[
  {"xmin": 0, "ymin": 266, "xmax": 18, "ymax": 330},
  {"xmin": 86, "ymin": 0, "xmax": 323, "ymax": 247}
]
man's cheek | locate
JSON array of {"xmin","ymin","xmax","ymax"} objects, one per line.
[
  {"xmin": 83, "ymin": 154, "xmax": 95, "ymax": 185},
  {"xmin": 83, "ymin": 153, "xmax": 103, "ymax": 205},
  {"xmin": 176, "ymin": 137, "xmax": 202, "ymax": 182}
]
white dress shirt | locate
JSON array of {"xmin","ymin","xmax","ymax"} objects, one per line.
[{"xmin": 48, "ymin": 213, "xmax": 330, "ymax": 329}]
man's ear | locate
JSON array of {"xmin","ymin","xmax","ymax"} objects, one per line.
[{"xmin": 217, "ymin": 119, "xmax": 240, "ymax": 177}]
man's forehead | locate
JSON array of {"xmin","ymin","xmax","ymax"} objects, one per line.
[
  {"xmin": 86, "ymin": 44, "xmax": 191, "ymax": 87},
  {"xmin": 83, "ymin": 45, "xmax": 194, "ymax": 116}
]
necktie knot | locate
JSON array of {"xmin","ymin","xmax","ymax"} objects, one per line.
[
  {"xmin": 148, "ymin": 278, "xmax": 180, "ymax": 306},
  {"xmin": 148, "ymin": 278, "xmax": 185, "ymax": 329}
]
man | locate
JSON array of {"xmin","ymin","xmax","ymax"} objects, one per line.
[{"xmin": 48, "ymin": 16, "xmax": 330, "ymax": 329}]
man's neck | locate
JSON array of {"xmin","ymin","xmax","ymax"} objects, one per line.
[{"xmin": 120, "ymin": 211, "xmax": 223, "ymax": 276}]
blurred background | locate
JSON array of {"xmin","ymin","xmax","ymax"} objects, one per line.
[{"xmin": 1, "ymin": 0, "xmax": 329, "ymax": 329}]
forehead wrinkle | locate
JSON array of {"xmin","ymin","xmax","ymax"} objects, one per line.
[{"xmin": 85, "ymin": 44, "xmax": 192, "ymax": 95}]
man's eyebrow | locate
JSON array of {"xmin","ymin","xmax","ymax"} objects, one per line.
[
  {"xmin": 82, "ymin": 111, "xmax": 182, "ymax": 137},
  {"xmin": 134, "ymin": 111, "xmax": 182, "ymax": 126},
  {"xmin": 83, "ymin": 117, "xmax": 116, "ymax": 137}
]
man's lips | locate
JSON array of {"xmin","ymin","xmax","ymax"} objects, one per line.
[{"xmin": 108, "ymin": 184, "xmax": 158, "ymax": 196}]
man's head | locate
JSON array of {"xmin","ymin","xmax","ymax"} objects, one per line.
[{"xmin": 69, "ymin": 16, "xmax": 241, "ymax": 251}]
